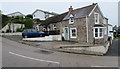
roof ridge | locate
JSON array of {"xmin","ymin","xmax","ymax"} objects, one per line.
[{"xmin": 72, "ymin": 3, "xmax": 97, "ymax": 12}]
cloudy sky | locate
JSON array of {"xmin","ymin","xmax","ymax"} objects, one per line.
[{"xmin": 1, "ymin": 2, "xmax": 118, "ymax": 26}]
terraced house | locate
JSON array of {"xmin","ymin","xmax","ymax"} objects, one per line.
[{"xmin": 41, "ymin": 3, "xmax": 109, "ymax": 45}]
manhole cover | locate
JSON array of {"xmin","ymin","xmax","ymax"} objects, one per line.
[{"xmin": 35, "ymin": 50, "xmax": 54, "ymax": 55}]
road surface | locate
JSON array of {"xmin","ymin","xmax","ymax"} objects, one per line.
[{"xmin": 1, "ymin": 37, "xmax": 118, "ymax": 67}]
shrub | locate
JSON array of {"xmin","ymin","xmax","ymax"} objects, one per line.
[
  {"xmin": 16, "ymin": 28, "xmax": 23, "ymax": 32},
  {"xmin": 1, "ymin": 31, "xmax": 5, "ymax": 33}
]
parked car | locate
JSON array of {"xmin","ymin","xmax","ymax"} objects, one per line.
[{"xmin": 22, "ymin": 29, "xmax": 45, "ymax": 38}]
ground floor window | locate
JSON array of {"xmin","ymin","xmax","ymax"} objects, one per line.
[
  {"xmin": 70, "ymin": 28, "xmax": 77, "ymax": 38},
  {"xmin": 94, "ymin": 27, "xmax": 104, "ymax": 39}
]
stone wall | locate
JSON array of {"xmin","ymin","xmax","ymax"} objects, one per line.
[
  {"xmin": 60, "ymin": 18, "xmax": 87, "ymax": 43},
  {"xmin": 88, "ymin": 6, "xmax": 108, "ymax": 44}
]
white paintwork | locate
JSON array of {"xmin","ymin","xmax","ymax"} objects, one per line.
[
  {"xmin": 89, "ymin": 4, "xmax": 104, "ymax": 18},
  {"xmin": 23, "ymin": 35, "xmax": 62, "ymax": 41},
  {"xmin": 94, "ymin": 12, "xmax": 99, "ymax": 24},
  {"xmin": 70, "ymin": 28, "xmax": 77, "ymax": 38},
  {"xmin": 108, "ymin": 25, "xmax": 114, "ymax": 39},
  {"xmin": 49, "ymin": 35, "xmax": 62, "ymax": 41},
  {"xmin": 23, "ymin": 36, "xmax": 53, "ymax": 41},
  {"xmin": 0, "ymin": 23, "xmax": 25, "ymax": 32},
  {"xmin": 32, "ymin": 9, "xmax": 56, "ymax": 20},
  {"xmin": 0, "ymin": 32, "xmax": 22, "ymax": 36},
  {"xmin": 93, "ymin": 27, "xmax": 105, "ymax": 39},
  {"xmin": 9, "ymin": 52, "xmax": 60, "ymax": 64},
  {"xmin": 33, "ymin": 10, "xmax": 45, "ymax": 20},
  {"xmin": 69, "ymin": 14, "xmax": 74, "ymax": 24},
  {"xmin": 89, "ymin": 4, "xmax": 98, "ymax": 16}
]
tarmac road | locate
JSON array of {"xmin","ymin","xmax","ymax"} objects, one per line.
[{"xmin": 2, "ymin": 37, "xmax": 118, "ymax": 67}]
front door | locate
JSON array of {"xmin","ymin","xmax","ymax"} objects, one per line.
[{"xmin": 64, "ymin": 27, "xmax": 69, "ymax": 40}]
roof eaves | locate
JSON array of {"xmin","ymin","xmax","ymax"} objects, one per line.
[{"xmin": 88, "ymin": 3, "xmax": 98, "ymax": 16}]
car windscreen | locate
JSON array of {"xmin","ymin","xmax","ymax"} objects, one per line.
[
  {"xmin": 31, "ymin": 29, "xmax": 37, "ymax": 32},
  {"xmin": 25, "ymin": 29, "xmax": 37, "ymax": 32}
]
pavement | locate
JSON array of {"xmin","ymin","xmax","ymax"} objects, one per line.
[
  {"xmin": 1, "ymin": 37, "xmax": 118, "ymax": 67},
  {"xmin": 2, "ymin": 35, "xmax": 119, "ymax": 56}
]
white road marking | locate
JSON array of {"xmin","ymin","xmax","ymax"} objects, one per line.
[
  {"xmin": 9, "ymin": 52, "xmax": 60, "ymax": 64},
  {"xmin": 91, "ymin": 65, "xmax": 117, "ymax": 67}
]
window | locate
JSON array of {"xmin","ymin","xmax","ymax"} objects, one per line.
[
  {"xmin": 70, "ymin": 28, "xmax": 77, "ymax": 38},
  {"xmin": 94, "ymin": 13, "xmax": 99, "ymax": 24},
  {"xmin": 69, "ymin": 14, "xmax": 74, "ymax": 24},
  {"xmin": 53, "ymin": 25, "xmax": 57, "ymax": 30},
  {"xmin": 34, "ymin": 15, "xmax": 35, "ymax": 17},
  {"xmin": 94, "ymin": 27, "xmax": 104, "ymax": 39}
]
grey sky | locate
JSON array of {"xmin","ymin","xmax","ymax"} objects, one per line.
[{"xmin": 1, "ymin": 2, "xmax": 118, "ymax": 26}]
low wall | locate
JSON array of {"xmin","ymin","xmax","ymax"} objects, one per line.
[
  {"xmin": 57, "ymin": 42, "xmax": 110, "ymax": 55},
  {"xmin": 0, "ymin": 32, "xmax": 22, "ymax": 36},
  {"xmin": 49, "ymin": 35, "xmax": 62, "ymax": 41},
  {"xmin": 23, "ymin": 35, "xmax": 62, "ymax": 41}
]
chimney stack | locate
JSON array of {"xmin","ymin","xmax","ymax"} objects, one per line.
[{"xmin": 69, "ymin": 6, "xmax": 73, "ymax": 12}]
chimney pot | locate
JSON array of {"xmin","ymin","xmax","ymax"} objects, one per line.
[{"xmin": 69, "ymin": 6, "xmax": 73, "ymax": 12}]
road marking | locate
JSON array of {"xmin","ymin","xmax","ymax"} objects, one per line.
[
  {"xmin": 91, "ymin": 65, "xmax": 117, "ymax": 67},
  {"xmin": 9, "ymin": 52, "xmax": 60, "ymax": 64}
]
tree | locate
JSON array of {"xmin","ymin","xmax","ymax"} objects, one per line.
[
  {"xmin": 23, "ymin": 18, "xmax": 33, "ymax": 29},
  {"xmin": 1, "ymin": 14, "xmax": 10, "ymax": 29},
  {"xmin": 25, "ymin": 14, "xmax": 33, "ymax": 19}
]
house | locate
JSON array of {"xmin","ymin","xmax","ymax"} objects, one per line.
[
  {"xmin": 108, "ymin": 24, "xmax": 114, "ymax": 40},
  {"xmin": 7, "ymin": 11, "xmax": 25, "ymax": 17},
  {"xmin": 40, "ymin": 3, "xmax": 110, "ymax": 45},
  {"xmin": 32, "ymin": 9, "xmax": 58, "ymax": 20},
  {"xmin": 0, "ymin": 23, "xmax": 25, "ymax": 33}
]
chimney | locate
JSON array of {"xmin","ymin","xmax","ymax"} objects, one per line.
[{"xmin": 69, "ymin": 6, "xmax": 73, "ymax": 12}]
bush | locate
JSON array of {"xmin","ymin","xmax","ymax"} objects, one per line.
[
  {"xmin": 16, "ymin": 28, "xmax": 23, "ymax": 32},
  {"xmin": 1, "ymin": 31, "xmax": 5, "ymax": 33}
]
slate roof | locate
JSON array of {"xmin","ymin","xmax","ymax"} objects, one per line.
[
  {"xmin": 44, "ymin": 3, "xmax": 97, "ymax": 25},
  {"xmin": 7, "ymin": 11, "xmax": 25, "ymax": 16},
  {"xmin": 32, "ymin": 9, "xmax": 58, "ymax": 15}
]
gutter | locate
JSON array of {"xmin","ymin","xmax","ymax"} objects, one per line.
[{"xmin": 86, "ymin": 16, "xmax": 89, "ymax": 43}]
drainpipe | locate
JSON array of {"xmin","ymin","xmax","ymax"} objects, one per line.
[{"xmin": 86, "ymin": 16, "xmax": 89, "ymax": 43}]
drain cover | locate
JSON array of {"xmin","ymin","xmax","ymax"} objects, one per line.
[{"xmin": 35, "ymin": 50, "xmax": 54, "ymax": 55}]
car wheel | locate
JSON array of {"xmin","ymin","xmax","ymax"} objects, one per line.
[
  {"xmin": 40, "ymin": 35, "xmax": 42, "ymax": 37},
  {"xmin": 25, "ymin": 36, "xmax": 28, "ymax": 38}
]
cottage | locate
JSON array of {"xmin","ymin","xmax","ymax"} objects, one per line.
[{"xmin": 41, "ymin": 3, "xmax": 109, "ymax": 45}]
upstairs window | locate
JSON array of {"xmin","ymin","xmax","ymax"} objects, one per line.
[
  {"xmin": 34, "ymin": 15, "xmax": 35, "ymax": 17},
  {"xmin": 69, "ymin": 14, "xmax": 74, "ymax": 24},
  {"xmin": 94, "ymin": 13, "xmax": 99, "ymax": 24}
]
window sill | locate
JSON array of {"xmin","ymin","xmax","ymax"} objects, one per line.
[
  {"xmin": 94, "ymin": 37, "xmax": 103, "ymax": 39},
  {"xmin": 70, "ymin": 37, "xmax": 77, "ymax": 38}
]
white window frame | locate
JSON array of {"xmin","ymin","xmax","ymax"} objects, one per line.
[
  {"xmin": 70, "ymin": 28, "xmax": 77, "ymax": 38},
  {"xmin": 93, "ymin": 27, "xmax": 104, "ymax": 39},
  {"xmin": 94, "ymin": 12, "xmax": 99, "ymax": 24},
  {"xmin": 53, "ymin": 25, "xmax": 57, "ymax": 30},
  {"xmin": 69, "ymin": 14, "xmax": 74, "ymax": 24}
]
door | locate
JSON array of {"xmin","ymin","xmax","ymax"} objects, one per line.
[{"xmin": 64, "ymin": 27, "xmax": 69, "ymax": 40}]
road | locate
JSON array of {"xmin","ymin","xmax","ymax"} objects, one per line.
[{"xmin": 2, "ymin": 37, "xmax": 118, "ymax": 67}]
